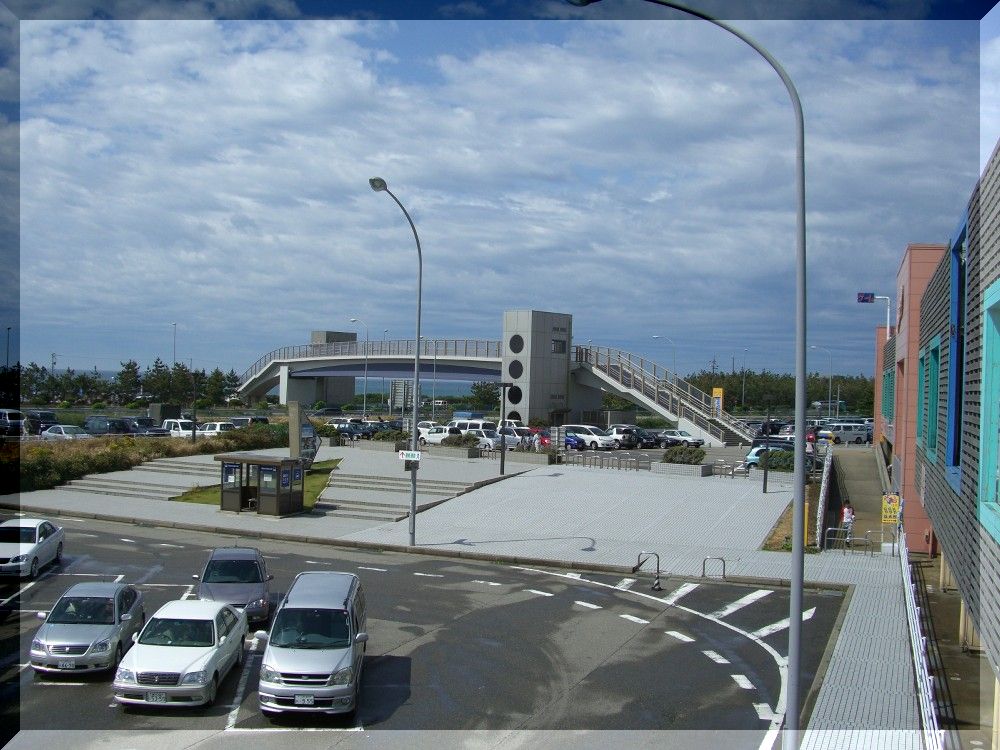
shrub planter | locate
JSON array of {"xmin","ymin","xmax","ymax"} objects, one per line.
[
  {"xmin": 652, "ymin": 463, "xmax": 714, "ymax": 477},
  {"xmin": 467, "ymin": 447, "xmax": 481, "ymax": 458},
  {"xmin": 506, "ymin": 451, "xmax": 558, "ymax": 465}
]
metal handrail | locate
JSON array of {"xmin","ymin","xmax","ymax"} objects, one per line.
[
  {"xmin": 574, "ymin": 345, "xmax": 753, "ymax": 443},
  {"xmin": 701, "ymin": 557, "xmax": 727, "ymax": 579},
  {"xmin": 899, "ymin": 523, "xmax": 945, "ymax": 750},
  {"xmin": 631, "ymin": 551, "xmax": 663, "ymax": 591},
  {"xmin": 815, "ymin": 447, "xmax": 835, "ymax": 549},
  {"xmin": 240, "ymin": 338, "xmax": 503, "ymax": 385}
]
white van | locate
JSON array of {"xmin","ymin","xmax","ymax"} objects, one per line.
[
  {"xmin": 446, "ymin": 419, "xmax": 498, "ymax": 434},
  {"xmin": 562, "ymin": 424, "xmax": 616, "ymax": 450},
  {"xmin": 255, "ymin": 571, "xmax": 368, "ymax": 717},
  {"xmin": 822, "ymin": 423, "xmax": 870, "ymax": 444}
]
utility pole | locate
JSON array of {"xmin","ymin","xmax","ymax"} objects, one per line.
[
  {"xmin": 51, "ymin": 353, "xmax": 57, "ymax": 377},
  {"xmin": 710, "ymin": 357, "xmax": 718, "ymax": 375}
]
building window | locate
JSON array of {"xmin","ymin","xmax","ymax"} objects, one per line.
[
  {"xmin": 916, "ymin": 350, "xmax": 925, "ymax": 447},
  {"xmin": 979, "ymin": 278, "xmax": 1000, "ymax": 544},
  {"xmin": 882, "ymin": 370, "xmax": 894, "ymax": 421},
  {"xmin": 551, "ymin": 339, "xmax": 566, "ymax": 354},
  {"xmin": 946, "ymin": 225, "xmax": 967, "ymax": 490},
  {"xmin": 926, "ymin": 336, "xmax": 940, "ymax": 463}
]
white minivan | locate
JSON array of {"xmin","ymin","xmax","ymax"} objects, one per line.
[
  {"xmin": 562, "ymin": 425, "xmax": 616, "ymax": 450},
  {"xmin": 256, "ymin": 571, "xmax": 368, "ymax": 717},
  {"xmin": 446, "ymin": 419, "xmax": 498, "ymax": 434},
  {"xmin": 822, "ymin": 423, "xmax": 870, "ymax": 444}
]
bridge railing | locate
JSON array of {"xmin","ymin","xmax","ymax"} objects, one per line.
[
  {"xmin": 240, "ymin": 339, "xmax": 502, "ymax": 385},
  {"xmin": 574, "ymin": 345, "xmax": 753, "ymax": 443}
]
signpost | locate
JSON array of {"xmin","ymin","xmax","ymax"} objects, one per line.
[
  {"xmin": 857, "ymin": 292, "xmax": 875, "ymax": 303},
  {"xmin": 881, "ymin": 493, "xmax": 901, "ymax": 525}
]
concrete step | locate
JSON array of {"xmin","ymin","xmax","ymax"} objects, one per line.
[
  {"xmin": 326, "ymin": 479, "xmax": 454, "ymax": 497},
  {"xmin": 54, "ymin": 485, "xmax": 175, "ymax": 502},
  {"xmin": 312, "ymin": 501, "xmax": 407, "ymax": 522},
  {"xmin": 132, "ymin": 465, "xmax": 219, "ymax": 478},
  {"xmin": 330, "ymin": 473, "xmax": 468, "ymax": 491},
  {"xmin": 317, "ymin": 485, "xmax": 451, "ymax": 505},
  {"xmin": 67, "ymin": 478, "xmax": 179, "ymax": 494},
  {"xmin": 314, "ymin": 496, "xmax": 416, "ymax": 511}
]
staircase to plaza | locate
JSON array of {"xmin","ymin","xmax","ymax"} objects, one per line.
[
  {"xmin": 574, "ymin": 346, "xmax": 755, "ymax": 445},
  {"xmin": 315, "ymin": 473, "xmax": 474, "ymax": 522}
]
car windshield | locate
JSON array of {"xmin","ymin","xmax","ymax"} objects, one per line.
[
  {"xmin": 203, "ymin": 559, "xmax": 262, "ymax": 583},
  {"xmin": 482, "ymin": 430, "xmax": 499, "ymax": 438},
  {"xmin": 269, "ymin": 608, "xmax": 350, "ymax": 649},
  {"xmin": 64, "ymin": 426, "xmax": 87, "ymax": 435},
  {"xmin": 139, "ymin": 617, "xmax": 214, "ymax": 647},
  {"xmin": 0, "ymin": 526, "xmax": 34, "ymax": 543},
  {"xmin": 48, "ymin": 596, "xmax": 115, "ymax": 625},
  {"xmin": 175, "ymin": 421, "xmax": 194, "ymax": 430}
]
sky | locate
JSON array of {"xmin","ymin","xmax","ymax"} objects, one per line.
[{"xmin": 12, "ymin": 3, "xmax": 999, "ymax": 383}]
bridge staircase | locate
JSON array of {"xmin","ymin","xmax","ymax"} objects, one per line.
[{"xmin": 574, "ymin": 346, "xmax": 754, "ymax": 445}]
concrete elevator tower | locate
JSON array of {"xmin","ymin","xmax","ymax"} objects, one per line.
[{"xmin": 501, "ymin": 310, "xmax": 573, "ymax": 425}]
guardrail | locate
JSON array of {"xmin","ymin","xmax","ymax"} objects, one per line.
[
  {"xmin": 565, "ymin": 450, "xmax": 652, "ymax": 470},
  {"xmin": 899, "ymin": 523, "xmax": 945, "ymax": 750},
  {"xmin": 574, "ymin": 346, "xmax": 754, "ymax": 443},
  {"xmin": 815, "ymin": 448, "xmax": 835, "ymax": 549},
  {"xmin": 240, "ymin": 339, "xmax": 503, "ymax": 385}
]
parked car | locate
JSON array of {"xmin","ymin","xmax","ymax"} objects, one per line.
[
  {"xmin": 332, "ymin": 423, "xmax": 374, "ymax": 441},
  {"xmin": 605, "ymin": 426, "xmax": 641, "ymax": 450},
  {"xmin": 422, "ymin": 426, "xmax": 462, "ymax": 445},
  {"xmin": 255, "ymin": 571, "xmax": 367, "ymax": 717},
  {"xmin": 468, "ymin": 429, "xmax": 504, "ymax": 450},
  {"xmin": 198, "ymin": 421, "xmax": 237, "ymax": 437},
  {"xmin": 416, "ymin": 421, "xmax": 442, "ymax": 439},
  {"xmin": 500, "ymin": 419, "xmax": 526, "ymax": 429},
  {"xmin": 128, "ymin": 417, "xmax": 170, "ymax": 437},
  {"xmin": 562, "ymin": 425, "xmax": 616, "ymax": 450},
  {"xmin": 0, "ymin": 408, "xmax": 24, "ymax": 436},
  {"xmin": 498, "ymin": 426, "xmax": 533, "ymax": 447},
  {"xmin": 0, "ymin": 517, "xmax": 64, "ymax": 579},
  {"xmin": 565, "ymin": 432, "xmax": 586, "ymax": 451},
  {"xmin": 821, "ymin": 423, "xmax": 869, "ymax": 444},
  {"xmin": 231, "ymin": 416, "xmax": 270, "ymax": 429},
  {"xmin": 31, "ymin": 581, "xmax": 144, "ymax": 674},
  {"xmin": 446, "ymin": 419, "xmax": 499, "ymax": 434},
  {"xmin": 657, "ymin": 429, "xmax": 704, "ymax": 449},
  {"xmin": 112, "ymin": 599, "xmax": 248, "ymax": 708},
  {"xmin": 23, "ymin": 410, "xmax": 57, "ymax": 435},
  {"xmin": 161, "ymin": 419, "xmax": 201, "ymax": 438},
  {"xmin": 745, "ymin": 445, "xmax": 793, "ymax": 468},
  {"xmin": 41, "ymin": 425, "xmax": 93, "ymax": 441},
  {"xmin": 193, "ymin": 547, "xmax": 272, "ymax": 624}
]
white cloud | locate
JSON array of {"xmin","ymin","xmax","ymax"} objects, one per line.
[{"xmin": 18, "ymin": 18, "xmax": 980, "ymax": 378}]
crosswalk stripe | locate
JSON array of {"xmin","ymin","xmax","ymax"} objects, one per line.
[
  {"xmin": 613, "ymin": 578, "xmax": 637, "ymax": 590},
  {"xmin": 619, "ymin": 614, "xmax": 649, "ymax": 624},
  {"xmin": 665, "ymin": 631, "xmax": 694, "ymax": 642},
  {"xmin": 732, "ymin": 674, "xmax": 754, "ymax": 690},
  {"xmin": 525, "ymin": 589, "xmax": 553, "ymax": 597},
  {"xmin": 703, "ymin": 650, "xmax": 730, "ymax": 664},
  {"xmin": 710, "ymin": 589, "xmax": 772, "ymax": 618},
  {"xmin": 662, "ymin": 582, "xmax": 698, "ymax": 606},
  {"xmin": 574, "ymin": 601, "xmax": 602, "ymax": 609}
]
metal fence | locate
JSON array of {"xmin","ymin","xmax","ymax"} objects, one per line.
[
  {"xmin": 815, "ymin": 447, "xmax": 834, "ymax": 549},
  {"xmin": 241, "ymin": 339, "xmax": 503, "ymax": 385},
  {"xmin": 898, "ymin": 523, "xmax": 945, "ymax": 750}
]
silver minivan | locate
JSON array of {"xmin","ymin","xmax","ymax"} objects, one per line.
[
  {"xmin": 824, "ymin": 422, "xmax": 869, "ymax": 444},
  {"xmin": 255, "ymin": 571, "xmax": 368, "ymax": 717}
]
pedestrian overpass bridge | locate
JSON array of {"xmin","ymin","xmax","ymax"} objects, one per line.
[{"xmin": 239, "ymin": 338, "xmax": 753, "ymax": 446}]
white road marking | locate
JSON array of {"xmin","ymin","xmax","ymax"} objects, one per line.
[
  {"xmin": 750, "ymin": 607, "xmax": 816, "ymax": 639},
  {"xmin": 224, "ymin": 727, "xmax": 364, "ymax": 733},
  {"xmin": 703, "ymin": 650, "xmax": 730, "ymax": 664},
  {"xmin": 135, "ymin": 583, "xmax": 192, "ymax": 588},
  {"xmin": 225, "ymin": 636, "xmax": 258, "ymax": 730},
  {"xmin": 357, "ymin": 566, "xmax": 387, "ymax": 572},
  {"xmin": 180, "ymin": 584, "xmax": 196, "ymax": 600},
  {"xmin": 156, "ymin": 543, "xmax": 184, "ymax": 548},
  {"xmin": 662, "ymin": 582, "xmax": 698, "ymax": 605},
  {"xmin": 710, "ymin": 589, "xmax": 773, "ymax": 619},
  {"xmin": 1, "ymin": 581, "xmax": 37, "ymax": 607},
  {"xmin": 17, "ymin": 663, "xmax": 32, "ymax": 673},
  {"xmin": 754, "ymin": 703, "xmax": 780, "ymax": 721},
  {"xmin": 619, "ymin": 614, "xmax": 649, "ymax": 624},
  {"xmin": 113, "ymin": 574, "xmax": 124, "ymax": 583},
  {"xmin": 471, "ymin": 580, "xmax": 502, "ymax": 586},
  {"xmin": 565, "ymin": 572, "xmax": 582, "ymax": 579},
  {"xmin": 71, "ymin": 533, "xmax": 98, "ymax": 538},
  {"xmin": 574, "ymin": 601, "xmax": 602, "ymax": 610},
  {"xmin": 59, "ymin": 517, "xmax": 87, "ymax": 522},
  {"xmin": 524, "ymin": 589, "xmax": 553, "ymax": 597},
  {"xmin": 119, "ymin": 538, "xmax": 136, "ymax": 544},
  {"xmin": 516, "ymin": 566, "xmax": 789, "ymax": 750},
  {"xmin": 413, "ymin": 573, "xmax": 443, "ymax": 578},
  {"xmin": 732, "ymin": 674, "xmax": 754, "ymax": 690},
  {"xmin": 33, "ymin": 681, "xmax": 88, "ymax": 686},
  {"xmin": 665, "ymin": 631, "xmax": 694, "ymax": 643},
  {"xmin": 613, "ymin": 578, "xmax": 637, "ymax": 590},
  {"xmin": 305, "ymin": 560, "xmax": 324, "ymax": 565}
]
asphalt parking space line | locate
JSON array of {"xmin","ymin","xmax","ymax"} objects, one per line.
[
  {"xmin": 574, "ymin": 601, "xmax": 602, "ymax": 610},
  {"xmin": 358, "ymin": 566, "xmax": 387, "ymax": 572},
  {"xmin": 156, "ymin": 543, "xmax": 184, "ymax": 548},
  {"xmin": 750, "ymin": 607, "xmax": 815, "ymax": 639},
  {"xmin": 662, "ymin": 582, "xmax": 698, "ymax": 605},
  {"xmin": 119, "ymin": 538, "xmax": 136, "ymax": 544},
  {"xmin": 1, "ymin": 581, "xmax": 37, "ymax": 607},
  {"xmin": 754, "ymin": 703, "xmax": 780, "ymax": 721},
  {"xmin": 471, "ymin": 580, "xmax": 503, "ymax": 586},
  {"xmin": 226, "ymin": 637, "xmax": 258, "ymax": 730},
  {"xmin": 665, "ymin": 630, "xmax": 694, "ymax": 642},
  {"xmin": 731, "ymin": 674, "xmax": 754, "ymax": 690},
  {"xmin": 32, "ymin": 681, "xmax": 88, "ymax": 686},
  {"xmin": 710, "ymin": 589, "xmax": 772, "ymax": 618},
  {"xmin": 180, "ymin": 584, "xmax": 196, "ymax": 600},
  {"xmin": 703, "ymin": 650, "xmax": 730, "ymax": 664},
  {"xmin": 619, "ymin": 614, "xmax": 649, "ymax": 624},
  {"xmin": 225, "ymin": 728, "xmax": 364, "ymax": 733},
  {"xmin": 613, "ymin": 578, "xmax": 637, "ymax": 590},
  {"xmin": 524, "ymin": 589, "xmax": 553, "ymax": 597}
]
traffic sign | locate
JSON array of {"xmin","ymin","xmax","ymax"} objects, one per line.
[
  {"xmin": 398, "ymin": 450, "xmax": 421, "ymax": 461},
  {"xmin": 857, "ymin": 292, "xmax": 875, "ymax": 303}
]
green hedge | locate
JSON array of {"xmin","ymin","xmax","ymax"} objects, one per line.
[
  {"xmin": 759, "ymin": 450, "xmax": 795, "ymax": 472},
  {"xmin": 660, "ymin": 446, "xmax": 706, "ymax": 465},
  {"xmin": 16, "ymin": 423, "xmax": 289, "ymax": 493},
  {"xmin": 373, "ymin": 430, "xmax": 409, "ymax": 442},
  {"xmin": 442, "ymin": 434, "xmax": 479, "ymax": 447}
]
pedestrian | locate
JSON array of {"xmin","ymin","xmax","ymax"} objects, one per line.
[
  {"xmin": 532, "ymin": 432, "xmax": 541, "ymax": 452},
  {"xmin": 841, "ymin": 500, "xmax": 855, "ymax": 540}
]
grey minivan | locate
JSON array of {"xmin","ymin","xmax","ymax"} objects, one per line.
[
  {"xmin": 194, "ymin": 547, "xmax": 272, "ymax": 623},
  {"xmin": 255, "ymin": 571, "xmax": 368, "ymax": 717}
]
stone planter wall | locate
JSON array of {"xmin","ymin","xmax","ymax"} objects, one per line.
[{"xmin": 651, "ymin": 463, "xmax": 714, "ymax": 478}]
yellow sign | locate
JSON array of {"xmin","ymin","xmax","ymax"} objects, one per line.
[
  {"xmin": 881, "ymin": 493, "xmax": 901, "ymax": 524},
  {"xmin": 712, "ymin": 388, "xmax": 724, "ymax": 417},
  {"xmin": 712, "ymin": 387, "xmax": 724, "ymax": 399}
]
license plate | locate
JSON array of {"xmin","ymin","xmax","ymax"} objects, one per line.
[
  {"xmin": 146, "ymin": 692, "xmax": 167, "ymax": 703},
  {"xmin": 57, "ymin": 660, "xmax": 74, "ymax": 670},
  {"xmin": 293, "ymin": 694, "xmax": 315, "ymax": 706}
]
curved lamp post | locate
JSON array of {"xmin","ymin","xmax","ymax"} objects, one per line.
[
  {"xmin": 570, "ymin": 1, "xmax": 807, "ymax": 740},
  {"xmin": 370, "ymin": 177, "xmax": 423, "ymax": 546},
  {"xmin": 349, "ymin": 317, "xmax": 369, "ymax": 417}
]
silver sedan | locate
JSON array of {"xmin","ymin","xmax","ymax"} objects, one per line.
[{"xmin": 41, "ymin": 425, "xmax": 93, "ymax": 441}]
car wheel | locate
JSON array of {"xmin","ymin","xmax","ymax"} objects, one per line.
[
  {"xmin": 54, "ymin": 542, "xmax": 63, "ymax": 564},
  {"xmin": 418, "ymin": 437, "xmax": 426, "ymax": 446},
  {"xmin": 236, "ymin": 637, "xmax": 245, "ymax": 667},
  {"xmin": 28, "ymin": 558, "xmax": 38, "ymax": 580},
  {"xmin": 855, "ymin": 437, "xmax": 864, "ymax": 444},
  {"xmin": 681, "ymin": 441, "xmax": 690, "ymax": 447},
  {"xmin": 834, "ymin": 437, "xmax": 842, "ymax": 444},
  {"xmin": 205, "ymin": 674, "xmax": 218, "ymax": 706},
  {"xmin": 613, "ymin": 440, "xmax": 622, "ymax": 449},
  {"xmin": 590, "ymin": 441, "xmax": 598, "ymax": 450},
  {"xmin": 112, "ymin": 643, "xmax": 123, "ymax": 670}
]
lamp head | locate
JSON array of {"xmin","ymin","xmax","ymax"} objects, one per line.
[
  {"xmin": 369, "ymin": 177, "xmax": 388, "ymax": 192},
  {"xmin": 350, "ymin": 318, "xmax": 358, "ymax": 323},
  {"xmin": 566, "ymin": 0, "xmax": 601, "ymax": 4}
]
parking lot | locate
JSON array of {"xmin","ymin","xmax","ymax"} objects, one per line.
[{"xmin": 2, "ymin": 514, "xmax": 844, "ymax": 740}]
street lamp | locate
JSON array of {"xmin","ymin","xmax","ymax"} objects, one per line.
[
  {"xmin": 875, "ymin": 295, "xmax": 892, "ymax": 341},
  {"xmin": 5, "ymin": 326, "xmax": 10, "ymax": 369},
  {"xmin": 172, "ymin": 322, "xmax": 177, "ymax": 365},
  {"xmin": 349, "ymin": 317, "xmax": 369, "ymax": 418},
  {"xmin": 370, "ymin": 176, "xmax": 423, "ymax": 547},
  {"xmin": 652, "ymin": 334, "xmax": 677, "ymax": 379},
  {"xmin": 810, "ymin": 345, "xmax": 833, "ymax": 420},
  {"xmin": 569, "ymin": 1, "xmax": 808, "ymax": 739}
]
